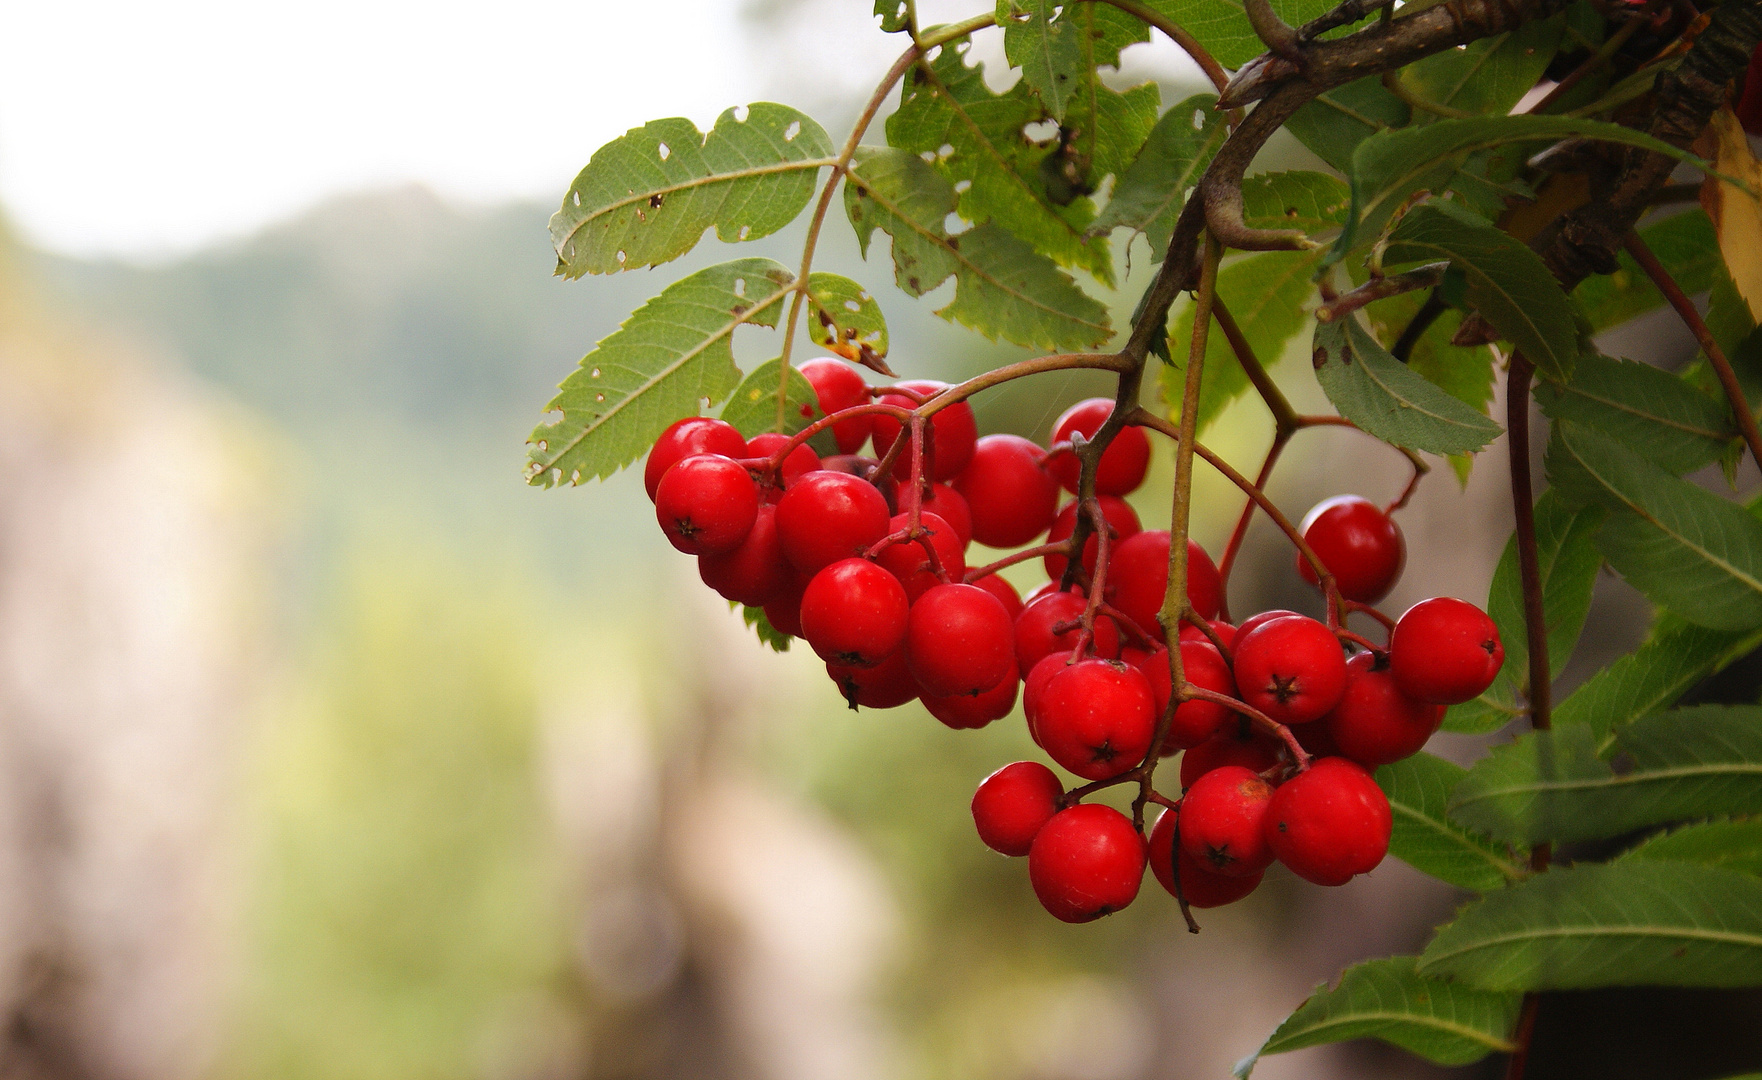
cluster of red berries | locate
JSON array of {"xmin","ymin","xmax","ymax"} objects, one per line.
[{"xmin": 643, "ymin": 356, "xmax": 1505, "ymax": 924}]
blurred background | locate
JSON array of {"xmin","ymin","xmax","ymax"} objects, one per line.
[{"xmin": 0, "ymin": 1, "xmax": 1731, "ymax": 1079}]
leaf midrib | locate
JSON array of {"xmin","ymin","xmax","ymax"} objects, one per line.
[
  {"xmin": 1450, "ymin": 760, "xmax": 1762, "ymax": 808},
  {"xmin": 1423, "ymin": 923, "xmax": 1762, "ymax": 967},
  {"xmin": 556, "ymin": 158, "xmax": 837, "ymax": 254},
  {"xmin": 1390, "ymin": 800, "xmax": 1527, "ymax": 880},
  {"xmin": 1350, "ymin": 328, "xmax": 1499, "ymax": 429},
  {"xmin": 1553, "ymin": 382, "xmax": 1731, "ymax": 442},
  {"xmin": 1267, "ymin": 1010, "xmax": 1518, "ymax": 1053}
]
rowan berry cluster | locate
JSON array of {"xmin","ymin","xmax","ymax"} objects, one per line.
[{"xmin": 646, "ymin": 356, "xmax": 1504, "ymax": 926}]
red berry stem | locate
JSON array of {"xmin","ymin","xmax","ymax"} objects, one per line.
[
  {"xmin": 761, "ymin": 401, "xmax": 912, "ymax": 471},
  {"xmin": 1180, "ymin": 684, "xmax": 1311, "ymax": 772},
  {"xmin": 1342, "ymin": 599, "xmax": 1398, "ymax": 632},
  {"xmin": 1179, "ymin": 608, "xmax": 1232, "ymax": 657},
  {"xmin": 1098, "ymin": 602, "xmax": 1161, "ymax": 649},
  {"xmin": 1169, "ymin": 810, "xmax": 1202, "ymax": 934},
  {"xmin": 1072, "ymin": 497, "xmax": 1115, "ymax": 654},
  {"xmin": 963, "ymin": 540, "xmax": 1080, "ymax": 583},
  {"xmin": 1214, "ymin": 437, "xmax": 1288, "ymax": 623}
]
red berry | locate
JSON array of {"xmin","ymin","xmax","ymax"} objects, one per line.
[
  {"xmin": 1121, "ymin": 645, "xmax": 1172, "ymax": 719},
  {"xmin": 1263, "ymin": 757, "xmax": 1391, "ymax": 886},
  {"xmin": 955, "ymin": 434, "xmax": 1059, "ymax": 548},
  {"xmin": 1388, "ymin": 597, "xmax": 1505, "ymax": 704},
  {"xmin": 1177, "ymin": 619, "xmax": 1237, "ymax": 650},
  {"xmin": 654, "ymin": 454, "xmax": 759, "ymax": 555},
  {"xmin": 1323, "ymin": 651, "xmax": 1445, "ymax": 766},
  {"xmin": 870, "ymin": 381, "xmax": 978, "ymax": 480},
  {"xmin": 972, "ymin": 761, "xmax": 1063, "ymax": 856},
  {"xmin": 1148, "ymin": 808, "xmax": 1263, "ymax": 908},
  {"xmin": 644, "ymin": 417, "xmax": 748, "ymax": 501},
  {"xmin": 1014, "ymin": 590, "xmax": 1120, "ymax": 673},
  {"xmin": 799, "ymin": 358, "xmax": 873, "ymax": 455},
  {"xmin": 1036, "ymin": 659, "xmax": 1156, "ymax": 781},
  {"xmin": 1106, "ymin": 532, "xmax": 1224, "ymax": 638},
  {"xmin": 1023, "ymin": 649, "xmax": 1075, "ymax": 745},
  {"xmin": 1179, "ymin": 766, "xmax": 1276, "ymax": 877},
  {"xmin": 746, "ymin": 432, "xmax": 821, "ymax": 502},
  {"xmin": 924, "ymin": 660, "xmax": 1019, "ymax": 729},
  {"xmin": 800, "ymin": 558, "xmax": 909, "ymax": 667},
  {"xmin": 819, "ymin": 454, "xmax": 900, "ymax": 513},
  {"xmin": 919, "ymin": 483, "xmax": 973, "ymax": 549},
  {"xmin": 1044, "ymin": 496, "xmax": 1141, "ymax": 580},
  {"xmin": 1293, "ymin": 715, "xmax": 1342, "ymax": 759},
  {"xmin": 1163, "ymin": 640, "xmax": 1240, "ymax": 751},
  {"xmin": 1235, "ymin": 609, "xmax": 1300, "ymax": 643},
  {"xmin": 698, "ymin": 503, "xmax": 791, "ymax": 605},
  {"xmin": 970, "ymin": 573, "xmax": 1023, "ymax": 621},
  {"xmin": 762, "ymin": 570, "xmax": 809, "ymax": 638},
  {"xmin": 1028, "ymin": 804, "xmax": 1146, "ymax": 922},
  {"xmin": 1045, "ymin": 398, "xmax": 1152, "ymax": 496},
  {"xmin": 1232, "ymin": 615, "xmax": 1348, "ymax": 724},
  {"xmin": 1180, "ymin": 724, "xmax": 1283, "ymax": 789},
  {"xmin": 776, "ymin": 471, "xmax": 891, "ymax": 575},
  {"xmin": 827, "ymin": 650, "xmax": 918, "ymax": 710},
  {"xmin": 875, "ymin": 512, "xmax": 966, "ymax": 601},
  {"xmin": 1297, "ymin": 495, "xmax": 1406, "ymax": 603},
  {"xmin": 906, "ymin": 583, "xmax": 1015, "ymax": 697}
]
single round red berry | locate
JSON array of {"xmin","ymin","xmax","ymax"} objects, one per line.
[
  {"xmin": 698, "ymin": 503, "xmax": 791, "ymax": 606},
  {"xmin": 1263, "ymin": 757, "xmax": 1391, "ymax": 886},
  {"xmin": 799, "ymin": 358, "xmax": 873, "ymax": 455},
  {"xmin": 906, "ymin": 583, "xmax": 1015, "ymax": 697},
  {"xmin": 1164, "ymin": 640, "xmax": 1241, "ymax": 752},
  {"xmin": 1014, "ymin": 590, "xmax": 1121, "ymax": 673},
  {"xmin": 819, "ymin": 454, "xmax": 900, "ymax": 514},
  {"xmin": 1022, "ymin": 649, "xmax": 1075, "ymax": 746},
  {"xmin": 1232, "ymin": 614, "xmax": 1348, "ymax": 724},
  {"xmin": 1323, "ymin": 651, "xmax": 1445, "ymax": 766},
  {"xmin": 1176, "ymin": 619, "xmax": 1236, "ymax": 651},
  {"xmin": 827, "ymin": 650, "xmax": 918, "ymax": 710},
  {"xmin": 1028, "ymin": 803, "xmax": 1146, "ymax": 922},
  {"xmin": 870, "ymin": 381, "xmax": 978, "ymax": 480},
  {"xmin": 875, "ymin": 512, "xmax": 966, "ymax": 601},
  {"xmin": 972, "ymin": 761, "xmax": 1063, "ymax": 857},
  {"xmin": 776, "ymin": 470, "xmax": 891, "ymax": 575},
  {"xmin": 1388, "ymin": 597, "xmax": 1505, "ymax": 704},
  {"xmin": 924, "ymin": 660, "xmax": 1019, "ymax": 729},
  {"xmin": 920, "ymin": 483, "xmax": 973, "ymax": 549},
  {"xmin": 1179, "ymin": 765, "xmax": 1277, "ymax": 877},
  {"xmin": 762, "ymin": 570, "xmax": 809, "ymax": 638},
  {"xmin": 1298, "ymin": 495, "xmax": 1406, "ymax": 603},
  {"xmin": 1234, "ymin": 609, "xmax": 1300, "ymax": 643},
  {"xmin": 955, "ymin": 434, "xmax": 1060, "ymax": 548},
  {"xmin": 1043, "ymin": 496, "xmax": 1141, "ymax": 580},
  {"xmin": 1045, "ymin": 398, "xmax": 1152, "ymax": 496},
  {"xmin": 1180, "ymin": 724, "xmax": 1283, "ymax": 789},
  {"xmin": 970, "ymin": 572, "xmax": 1023, "ymax": 621},
  {"xmin": 1036, "ymin": 659, "xmax": 1156, "ymax": 781},
  {"xmin": 645, "ymin": 417, "xmax": 748, "ymax": 501},
  {"xmin": 1148, "ymin": 808, "xmax": 1263, "ymax": 908},
  {"xmin": 800, "ymin": 558, "xmax": 909, "ymax": 667},
  {"xmin": 654, "ymin": 453, "xmax": 759, "ymax": 555},
  {"xmin": 1106, "ymin": 532, "xmax": 1224, "ymax": 638},
  {"xmin": 1121, "ymin": 645, "xmax": 1172, "ymax": 719},
  {"xmin": 745, "ymin": 432, "xmax": 822, "ymax": 501}
]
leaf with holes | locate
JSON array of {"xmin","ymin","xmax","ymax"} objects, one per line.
[
  {"xmin": 1087, "ymin": 94, "xmax": 1226, "ymax": 255},
  {"xmin": 1311, "ymin": 317, "xmax": 1504, "ymax": 455},
  {"xmin": 1376, "ymin": 753, "xmax": 1527, "ymax": 891},
  {"xmin": 805, "ymin": 273, "xmax": 890, "ymax": 372},
  {"xmin": 1418, "ymin": 862, "xmax": 1762, "ymax": 990},
  {"xmin": 1575, "ymin": 210, "xmax": 1722, "ymax": 333},
  {"xmin": 1000, "ymin": 0, "xmax": 1085, "ymax": 121},
  {"xmin": 845, "ymin": 147, "xmax": 1112, "ymax": 351},
  {"xmin": 1142, "ymin": 0, "xmax": 1337, "ymax": 69},
  {"xmin": 550, "ymin": 104, "xmax": 833, "ymax": 278},
  {"xmin": 1554, "ymin": 616, "xmax": 1762, "ymax": 744},
  {"xmin": 527, "ymin": 258, "xmax": 793, "ymax": 487},
  {"xmin": 1547, "ymin": 422, "xmax": 1762, "ymax": 631},
  {"xmin": 1623, "ymin": 819, "xmax": 1762, "ymax": 877},
  {"xmin": 1233, "ymin": 957, "xmax": 1520, "ymax": 1078},
  {"xmin": 1536, "ymin": 353, "xmax": 1734, "ymax": 476},
  {"xmin": 718, "ymin": 359, "xmax": 835, "ymax": 456}
]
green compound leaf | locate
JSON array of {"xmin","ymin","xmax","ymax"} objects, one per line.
[
  {"xmin": 527, "ymin": 258, "xmax": 794, "ymax": 487},
  {"xmin": 1536, "ymin": 353, "xmax": 1735, "ymax": 476},
  {"xmin": 1143, "ymin": 0, "xmax": 1337, "ymax": 70},
  {"xmin": 1395, "ymin": 15, "xmax": 1563, "ymax": 117},
  {"xmin": 1447, "ymin": 708, "xmax": 1762, "ymax": 844},
  {"xmin": 1168, "ymin": 249, "xmax": 1324, "ymax": 435},
  {"xmin": 1554, "ymin": 617, "xmax": 1762, "ymax": 745},
  {"xmin": 1335, "ymin": 116, "xmax": 1716, "ymax": 264},
  {"xmin": 804, "ymin": 272, "xmax": 890, "ymax": 370},
  {"xmin": 1548, "ymin": 422, "xmax": 1762, "ymax": 631},
  {"xmin": 1087, "ymin": 95, "xmax": 1227, "ymax": 256},
  {"xmin": 1383, "ymin": 202, "xmax": 1580, "ymax": 381},
  {"xmin": 551, "ymin": 104, "xmax": 833, "ymax": 278},
  {"xmin": 1287, "ymin": 76, "xmax": 1412, "ymax": 173},
  {"xmin": 1376, "ymin": 753, "xmax": 1528, "ymax": 891},
  {"xmin": 1445, "ymin": 490, "xmax": 1604, "ymax": 735},
  {"xmin": 1575, "ymin": 210, "xmax": 1722, "ymax": 333},
  {"xmin": 1233, "ymin": 956, "xmax": 1520, "ymax": 1078},
  {"xmin": 1311, "ymin": 317, "xmax": 1505, "ymax": 455},
  {"xmin": 741, "ymin": 604, "xmax": 792, "ymax": 652},
  {"xmin": 718, "ymin": 359, "xmax": 831, "ymax": 452},
  {"xmin": 1623, "ymin": 819, "xmax": 1762, "ymax": 877},
  {"xmin": 845, "ymin": 146, "xmax": 1112, "ymax": 352},
  {"xmin": 1417, "ymin": 861, "xmax": 1762, "ymax": 990}
]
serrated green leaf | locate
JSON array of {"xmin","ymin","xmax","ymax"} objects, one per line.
[
  {"xmin": 1376, "ymin": 753, "xmax": 1528, "ymax": 891},
  {"xmin": 741, "ymin": 604, "xmax": 792, "ymax": 651},
  {"xmin": 1366, "ymin": 292, "xmax": 1496, "ymax": 415},
  {"xmin": 1336, "ymin": 116, "xmax": 1716, "ymax": 264},
  {"xmin": 1384, "ymin": 202, "xmax": 1580, "ymax": 381},
  {"xmin": 1087, "ymin": 95, "xmax": 1226, "ymax": 254},
  {"xmin": 1167, "ymin": 249, "xmax": 1324, "ymax": 435},
  {"xmin": 1141, "ymin": 0, "xmax": 1337, "ymax": 69},
  {"xmin": 804, "ymin": 272, "xmax": 889, "ymax": 369},
  {"xmin": 1447, "ymin": 708, "xmax": 1762, "ymax": 843},
  {"xmin": 1548, "ymin": 422, "xmax": 1762, "ymax": 631},
  {"xmin": 875, "ymin": 0, "xmax": 910, "ymax": 31},
  {"xmin": 1417, "ymin": 862, "xmax": 1762, "ymax": 990},
  {"xmin": 1536, "ymin": 353, "xmax": 1734, "ymax": 476},
  {"xmin": 1396, "ymin": 15, "xmax": 1563, "ymax": 117},
  {"xmin": 1000, "ymin": 0, "xmax": 1085, "ymax": 120},
  {"xmin": 1233, "ymin": 957, "xmax": 1519, "ymax": 1078},
  {"xmin": 1239, "ymin": 171, "xmax": 1352, "ymax": 234},
  {"xmin": 1311, "ymin": 317, "xmax": 1505, "ymax": 454},
  {"xmin": 718, "ymin": 359, "xmax": 828, "ymax": 448},
  {"xmin": 1286, "ymin": 76, "xmax": 1412, "ymax": 173},
  {"xmin": 1445, "ymin": 490, "xmax": 1604, "ymax": 734},
  {"xmin": 527, "ymin": 258, "xmax": 793, "ymax": 487},
  {"xmin": 1554, "ymin": 618, "xmax": 1762, "ymax": 745},
  {"xmin": 1624, "ymin": 819, "xmax": 1762, "ymax": 877},
  {"xmin": 1575, "ymin": 210, "xmax": 1721, "ymax": 332},
  {"xmin": 550, "ymin": 105, "xmax": 833, "ymax": 278},
  {"xmin": 845, "ymin": 147, "xmax": 1112, "ymax": 351}
]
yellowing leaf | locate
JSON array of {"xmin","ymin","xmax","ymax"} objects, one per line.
[{"xmin": 1702, "ymin": 106, "xmax": 1762, "ymax": 324}]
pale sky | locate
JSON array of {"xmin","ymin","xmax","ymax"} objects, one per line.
[{"xmin": 0, "ymin": 0, "xmax": 1200, "ymax": 260}]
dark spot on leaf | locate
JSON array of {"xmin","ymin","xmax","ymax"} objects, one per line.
[
  {"xmin": 1610, "ymin": 752, "xmax": 1637, "ymax": 776},
  {"xmin": 946, "ymin": 236, "xmax": 960, "ymax": 251},
  {"xmin": 907, "ymin": 276, "xmax": 921, "ymax": 291},
  {"xmin": 649, "ymin": 193, "xmax": 664, "ymax": 209},
  {"xmin": 732, "ymin": 303, "xmax": 750, "ymax": 316},
  {"xmin": 1313, "ymin": 347, "xmax": 1328, "ymax": 370}
]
